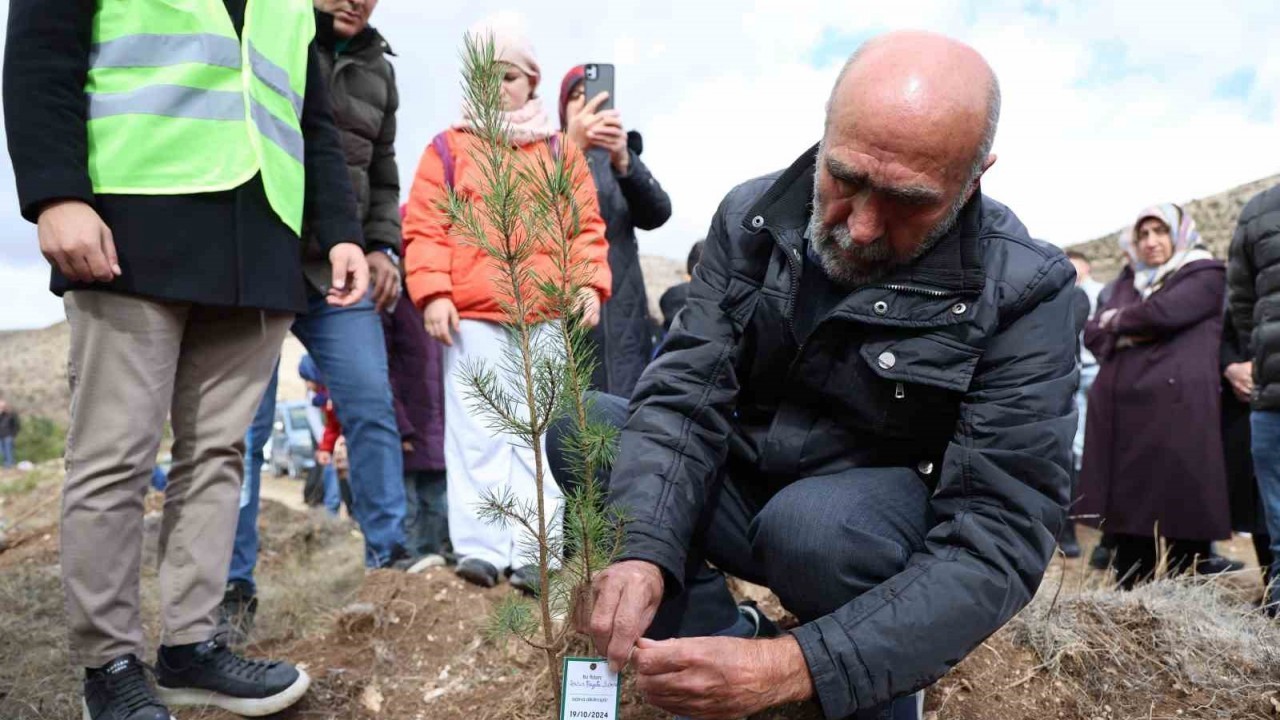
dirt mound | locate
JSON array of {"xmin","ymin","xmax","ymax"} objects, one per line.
[{"xmin": 273, "ymin": 569, "xmax": 823, "ymax": 720}]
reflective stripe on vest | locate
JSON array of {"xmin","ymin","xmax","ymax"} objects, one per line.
[
  {"xmin": 85, "ymin": 0, "xmax": 313, "ymax": 235},
  {"xmin": 89, "ymin": 33, "xmax": 242, "ymax": 70},
  {"xmin": 86, "ymin": 35, "xmax": 306, "ymax": 160},
  {"xmin": 248, "ymin": 44, "xmax": 304, "ymax": 119},
  {"xmin": 88, "ymin": 85, "xmax": 243, "ymax": 122},
  {"xmin": 87, "ymin": 86, "xmax": 304, "ymax": 165}
]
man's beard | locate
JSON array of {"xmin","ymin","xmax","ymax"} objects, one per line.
[{"xmin": 807, "ymin": 185, "xmax": 969, "ymax": 288}]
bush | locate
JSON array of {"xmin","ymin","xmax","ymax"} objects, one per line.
[{"xmin": 13, "ymin": 414, "xmax": 65, "ymax": 464}]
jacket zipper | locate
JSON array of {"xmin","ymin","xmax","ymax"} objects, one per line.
[
  {"xmin": 876, "ymin": 282, "xmax": 952, "ymax": 298},
  {"xmin": 783, "ymin": 244, "xmax": 801, "ymax": 340}
]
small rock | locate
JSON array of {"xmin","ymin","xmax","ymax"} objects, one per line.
[{"xmin": 360, "ymin": 684, "xmax": 384, "ymax": 714}]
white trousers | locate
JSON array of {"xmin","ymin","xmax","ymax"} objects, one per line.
[{"xmin": 445, "ymin": 319, "xmax": 564, "ymax": 570}]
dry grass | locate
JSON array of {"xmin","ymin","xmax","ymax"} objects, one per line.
[{"xmin": 1006, "ymin": 575, "xmax": 1280, "ymax": 719}]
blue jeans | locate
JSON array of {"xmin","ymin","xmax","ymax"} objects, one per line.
[
  {"xmin": 322, "ymin": 463, "xmax": 342, "ymax": 515},
  {"xmin": 1073, "ymin": 363, "xmax": 1098, "ymax": 470},
  {"xmin": 230, "ymin": 293, "xmax": 406, "ymax": 591},
  {"xmin": 1252, "ymin": 410, "xmax": 1280, "ymax": 595},
  {"xmin": 403, "ymin": 469, "xmax": 449, "ymax": 557},
  {"xmin": 0, "ymin": 436, "xmax": 14, "ymax": 467}
]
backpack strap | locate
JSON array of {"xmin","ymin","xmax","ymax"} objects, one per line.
[
  {"xmin": 434, "ymin": 132, "xmax": 561, "ymax": 189},
  {"xmin": 431, "ymin": 132, "xmax": 455, "ymax": 190}
]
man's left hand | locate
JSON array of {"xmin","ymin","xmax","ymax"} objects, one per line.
[
  {"xmin": 327, "ymin": 243, "xmax": 370, "ymax": 307},
  {"xmin": 632, "ymin": 635, "xmax": 814, "ymax": 719},
  {"xmin": 366, "ymin": 250, "xmax": 401, "ymax": 312}
]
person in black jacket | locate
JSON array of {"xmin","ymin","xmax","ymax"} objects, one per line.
[
  {"xmin": 1220, "ymin": 309, "xmax": 1272, "ymax": 590},
  {"xmin": 559, "ymin": 66, "xmax": 673, "ymax": 398},
  {"xmin": 223, "ymin": 0, "xmax": 412, "ymax": 647},
  {"xmin": 4, "ymin": 1, "xmax": 363, "ymax": 718},
  {"xmin": 658, "ymin": 239, "xmax": 704, "ymax": 336},
  {"xmin": 549, "ymin": 31, "xmax": 1076, "ymax": 720},
  {"xmin": 1227, "ymin": 181, "xmax": 1280, "ymax": 611}
]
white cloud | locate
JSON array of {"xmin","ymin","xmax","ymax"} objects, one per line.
[
  {"xmin": 1, "ymin": 0, "xmax": 1277, "ymax": 330},
  {"xmin": 0, "ymin": 260, "xmax": 63, "ymax": 330}
]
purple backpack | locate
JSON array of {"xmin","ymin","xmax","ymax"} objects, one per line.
[{"xmin": 430, "ymin": 132, "xmax": 563, "ymax": 190}]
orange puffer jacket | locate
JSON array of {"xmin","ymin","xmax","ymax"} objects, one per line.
[{"xmin": 403, "ymin": 128, "xmax": 611, "ymax": 322}]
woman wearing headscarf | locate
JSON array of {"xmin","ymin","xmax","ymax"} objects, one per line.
[
  {"xmin": 559, "ymin": 66, "xmax": 672, "ymax": 397},
  {"xmin": 1078, "ymin": 203, "xmax": 1231, "ymax": 589},
  {"xmin": 402, "ymin": 20, "xmax": 610, "ymax": 590}
]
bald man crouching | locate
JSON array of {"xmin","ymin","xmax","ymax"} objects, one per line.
[{"xmin": 546, "ymin": 31, "xmax": 1077, "ymax": 720}]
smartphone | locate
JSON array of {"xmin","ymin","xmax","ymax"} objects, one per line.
[{"xmin": 583, "ymin": 63, "xmax": 616, "ymax": 112}]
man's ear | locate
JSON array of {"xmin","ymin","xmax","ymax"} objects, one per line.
[{"xmin": 965, "ymin": 153, "xmax": 997, "ymax": 201}]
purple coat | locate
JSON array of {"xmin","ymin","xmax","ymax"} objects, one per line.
[
  {"xmin": 1077, "ymin": 259, "xmax": 1230, "ymax": 540},
  {"xmin": 382, "ymin": 292, "xmax": 446, "ymax": 472}
]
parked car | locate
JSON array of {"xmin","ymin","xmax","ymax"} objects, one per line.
[{"xmin": 270, "ymin": 401, "xmax": 316, "ymax": 478}]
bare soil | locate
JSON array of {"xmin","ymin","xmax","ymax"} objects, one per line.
[{"xmin": 2, "ymin": 464, "xmax": 1273, "ymax": 720}]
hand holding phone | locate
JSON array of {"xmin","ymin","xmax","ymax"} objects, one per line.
[{"xmin": 583, "ymin": 63, "xmax": 615, "ymax": 111}]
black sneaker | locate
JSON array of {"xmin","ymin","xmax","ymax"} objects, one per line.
[
  {"xmin": 1058, "ymin": 522, "xmax": 1081, "ymax": 559},
  {"xmin": 509, "ymin": 564, "xmax": 542, "ymax": 596},
  {"xmin": 154, "ymin": 636, "xmax": 309, "ymax": 717},
  {"xmin": 456, "ymin": 557, "xmax": 499, "ymax": 588},
  {"xmin": 83, "ymin": 655, "xmax": 172, "ymax": 720},
  {"xmin": 1197, "ymin": 554, "xmax": 1246, "ymax": 575},
  {"xmin": 380, "ymin": 545, "xmax": 415, "ymax": 571},
  {"xmin": 217, "ymin": 580, "xmax": 258, "ymax": 647},
  {"xmin": 1088, "ymin": 542, "xmax": 1113, "ymax": 570}
]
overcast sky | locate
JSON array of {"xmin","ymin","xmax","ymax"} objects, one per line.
[{"xmin": 1, "ymin": 0, "xmax": 1277, "ymax": 330}]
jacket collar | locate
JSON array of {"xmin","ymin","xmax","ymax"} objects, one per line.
[
  {"xmin": 743, "ymin": 144, "xmax": 987, "ymax": 296},
  {"xmin": 324, "ymin": 26, "xmax": 395, "ymax": 58}
]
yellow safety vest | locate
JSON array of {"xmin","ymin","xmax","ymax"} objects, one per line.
[{"xmin": 85, "ymin": 0, "xmax": 315, "ymax": 235}]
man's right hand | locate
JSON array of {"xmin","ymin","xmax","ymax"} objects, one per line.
[
  {"xmin": 37, "ymin": 200, "xmax": 121, "ymax": 283},
  {"xmin": 580, "ymin": 559, "xmax": 665, "ymax": 672},
  {"xmin": 424, "ymin": 296, "xmax": 460, "ymax": 347}
]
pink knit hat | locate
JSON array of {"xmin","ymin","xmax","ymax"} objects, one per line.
[{"xmin": 467, "ymin": 18, "xmax": 542, "ymax": 95}]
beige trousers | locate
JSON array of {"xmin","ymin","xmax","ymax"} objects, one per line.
[{"xmin": 61, "ymin": 291, "xmax": 292, "ymax": 667}]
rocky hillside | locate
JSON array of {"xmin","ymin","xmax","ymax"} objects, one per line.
[
  {"xmin": 0, "ymin": 322, "xmax": 72, "ymax": 426},
  {"xmin": 0, "ymin": 255, "xmax": 690, "ymax": 422},
  {"xmin": 1069, "ymin": 174, "xmax": 1279, "ymax": 280}
]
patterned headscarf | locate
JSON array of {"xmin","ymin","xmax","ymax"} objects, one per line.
[{"xmin": 1117, "ymin": 203, "xmax": 1211, "ymax": 297}]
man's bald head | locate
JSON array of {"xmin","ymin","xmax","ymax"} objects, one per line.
[
  {"xmin": 827, "ymin": 31, "xmax": 1000, "ymax": 179},
  {"xmin": 807, "ymin": 31, "xmax": 1002, "ymax": 287}
]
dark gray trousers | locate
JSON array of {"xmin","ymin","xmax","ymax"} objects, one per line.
[{"xmin": 547, "ymin": 393, "xmax": 931, "ymax": 720}]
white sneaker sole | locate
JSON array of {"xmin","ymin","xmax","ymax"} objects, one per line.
[
  {"xmin": 81, "ymin": 700, "xmax": 175, "ymax": 720},
  {"xmin": 155, "ymin": 668, "xmax": 310, "ymax": 717},
  {"xmin": 407, "ymin": 554, "xmax": 447, "ymax": 573}
]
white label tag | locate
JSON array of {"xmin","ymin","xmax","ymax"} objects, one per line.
[{"xmin": 560, "ymin": 657, "xmax": 620, "ymax": 720}]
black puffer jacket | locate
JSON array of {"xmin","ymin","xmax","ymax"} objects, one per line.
[
  {"xmin": 585, "ymin": 139, "xmax": 672, "ymax": 397},
  {"xmin": 1228, "ymin": 183, "xmax": 1280, "ymax": 411},
  {"xmin": 611, "ymin": 145, "xmax": 1077, "ymax": 717},
  {"xmin": 305, "ymin": 26, "xmax": 400, "ymax": 292}
]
